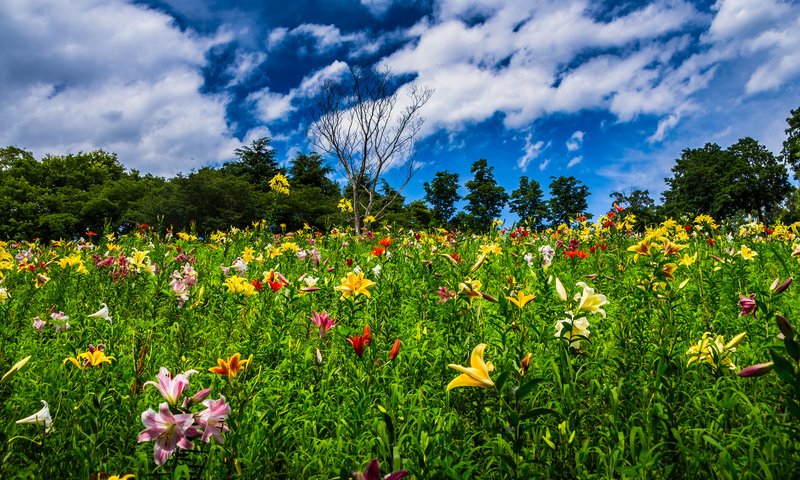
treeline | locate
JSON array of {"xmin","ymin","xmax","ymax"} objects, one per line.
[{"xmin": 1, "ymin": 107, "xmax": 798, "ymax": 240}]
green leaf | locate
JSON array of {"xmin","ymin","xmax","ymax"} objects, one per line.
[
  {"xmin": 515, "ymin": 377, "xmax": 545, "ymax": 401},
  {"xmin": 521, "ymin": 407, "xmax": 560, "ymax": 421}
]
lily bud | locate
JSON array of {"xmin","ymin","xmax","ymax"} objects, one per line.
[
  {"xmin": 389, "ymin": 339, "xmax": 401, "ymax": 361},
  {"xmin": 481, "ymin": 292, "xmax": 498, "ymax": 303},
  {"xmin": 773, "ymin": 277, "xmax": 793, "ymax": 295},
  {"xmin": 776, "ymin": 313, "xmax": 794, "ymax": 339},
  {"xmin": 738, "ymin": 362, "xmax": 774, "ymax": 377},
  {"xmin": 555, "ymin": 277, "xmax": 567, "ymax": 302},
  {"xmin": 469, "ymin": 254, "xmax": 487, "ymax": 274},
  {"xmin": 1, "ymin": 355, "xmax": 31, "ymax": 384},
  {"xmin": 520, "ymin": 352, "xmax": 532, "ymax": 376}
]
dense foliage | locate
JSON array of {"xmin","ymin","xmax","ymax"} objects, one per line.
[{"xmin": 1, "ymin": 211, "xmax": 800, "ymax": 478}]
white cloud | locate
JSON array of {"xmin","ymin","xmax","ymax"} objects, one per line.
[
  {"xmin": 248, "ymin": 61, "xmax": 349, "ymax": 124},
  {"xmin": 267, "ymin": 23, "xmax": 371, "ymax": 55},
  {"xmin": 385, "ymin": 0, "xmax": 709, "ymax": 136},
  {"xmin": 566, "ymin": 130, "xmax": 584, "ymax": 151},
  {"xmin": 567, "ymin": 156, "xmax": 582, "ymax": 168},
  {"xmin": 0, "ymin": 0, "xmax": 247, "ymax": 177},
  {"xmin": 517, "ymin": 133, "xmax": 545, "ymax": 170},
  {"xmin": 226, "ymin": 50, "xmax": 266, "ymax": 86},
  {"xmin": 361, "ymin": 0, "xmax": 395, "ymax": 16},
  {"xmin": 538, "ymin": 158, "xmax": 551, "ymax": 171},
  {"xmin": 648, "ymin": 113, "xmax": 681, "ymax": 143}
]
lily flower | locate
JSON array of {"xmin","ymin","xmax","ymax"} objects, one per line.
[
  {"xmin": 353, "ymin": 458, "xmax": 408, "ymax": 480},
  {"xmin": 196, "ymin": 396, "xmax": 230, "ymax": 444},
  {"xmin": 457, "ymin": 279, "xmax": 484, "ymax": 304},
  {"xmin": 16, "ymin": 400, "xmax": 53, "ymax": 433},
  {"xmin": 209, "ymin": 353, "xmax": 250, "ymax": 379},
  {"xmin": 88, "ymin": 302, "xmax": 112, "ymax": 323},
  {"xmin": 505, "ymin": 290, "xmax": 536, "ymax": 309},
  {"xmin": 626, "ymin": 237, "xmax": 652, "ymax": 262},
  {"xmin": 334, "ymin": 271, "xmax": 376, "ymax": 300},
  {"xmin": 738, "ymin": 293, "xmax": 757, "ymax": 317},
  {"xmin": 144, "ymin": 368, "xmax": 198, "ymax": 405},
  {"xmin": 447, "ymin": 343, "xmax": 495, "ymax": 390},
  {"xmin": 64, "ymin": 348, "xmax": 115, "ymax": 369},
  {"xmin": 138, "ymin": 402, "xmax": 200, "ymax": 465},
  {"xmin": 686, "ymin": 332, "xmax": 746, "ymax": 371},
  {"xmin": 310, "ymin": 311, "xmax": 336, "ymax": 337},
  {"xmin": 555, "ymin": 316, "xmax": 591, "ymax": 349},
  {"xmin": 574, "ymin": 282, "xmax": 608, "ymax": 318}
]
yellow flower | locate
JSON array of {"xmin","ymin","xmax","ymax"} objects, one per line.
[
  {"xmin": 479, "ymin": 243, "xmax": 502, "ymax": 255},
  {"xmin": 34, "ymin": 274, "xmax": 50, "ymax": 288},
  {"xmin": 627, "ymin": 237, "xmax": 652, "ymax": 262},
  {"xmin": 281, "ymin": 242, "xmax": 300, "ymax": 253},
  {"xmin": 574, "ymin": 282, "xmax": 608, "ymax": 318},
  {"xmin": 176, "ymin": 232, "xmax": 197, "ymax": 241},
  {"xmin": 269, "ymin": 173, "xmax": 290, "ymax": 195},
  {"xmin": 660, "ymin": 238, "xmax": 687, "ymax": 257},
  {"xmin": 224, "ymin": 276, "xmax": 257, "ymax": 296},
  {"xmin": 447, "ymin": 343, "xmax": 495, "ymax": 390},
  {"xmin": 738, "ymin": 245, "xmax": 757, "ymax": 260},
  {"xmin": 363, "ymin": 215, "xmax": 376, "ymax": 224},
  {"xmin": 679, "ymin": 252, "xmax": 697, "ymax": 267},
  {"xmin": 660, "ymin": 263, "xmax": 678, "ymax": 281},
  {"xmin": 64, "ymin": 349, "xmax": 115, "ymax": 368},
  {"xmin": 334, "ymin": 271, "xmax": 376, "ymax": 300},
  {"xmin": 209, "ymin": 353, "xmax": 251, "ymax": 379},
  {"xmin": 686, "ymin": 332, "xmax": 746, "ymax": 371},
  {"xmin": 267, "ymin": 246, "xmax": 282, "ymax": 259},
  {"xmin": 108, "ymin": 475, "xmax": 135, "ymax": 480},
  {"xmin": 505, "ymin": 290, "xmax": 536, "ymax": 309},
  {"xmin": 458, "ymin": 279, "xmax": 484, "ymax": 304},
  {"xmin": 242, "ymin": 247, "xmax": 255, "ymax": 263},
  {"xmin": 338, "ymin": 198, "xmax": 353, "ymax": 213}
]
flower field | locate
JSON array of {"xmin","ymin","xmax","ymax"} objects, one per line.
[{"xmin": 1, "ymin": 212, "xmax": 800, "ymax": 479}]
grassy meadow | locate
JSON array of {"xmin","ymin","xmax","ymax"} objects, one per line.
[{"xmin": 1, "ymin": 212, "xmax": 799, "ymax": 479}]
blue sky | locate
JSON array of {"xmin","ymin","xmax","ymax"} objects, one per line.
[{"xmin": 1, "ymin": 0, "xmax": 799, "ymax": 220}]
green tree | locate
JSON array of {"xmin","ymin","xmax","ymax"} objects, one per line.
[
  {"xmin": 279, "ymin": 152, "xmax": 340, "ymax": 230},
  {"xmin": 464, "ymin": 159, "xmax": 509, "ymax": 231},
  {"xmin": 783, "ymin": 106, "xmax": 800, "ymax": 179},
  {"xmin": 728, "ymin": 137, "xmax": 790, "ymax": 224},
  {"xmin": 221, "ymin": 137, "xmax": 283, "ymax": 191},
  {"xmin": 509, "ymin": 176, "xmax": 547, "ymax": 229},
  {"xmin": 423, "ymin": 171, "xmax": 461, "ymax": 225},
  {"xmin": 662, "ymin": 139, "xmax": 789, "ymax": 223},
  {"xmin": 547, "ymin": 176, "xmax": 590, "ymax": 226}
]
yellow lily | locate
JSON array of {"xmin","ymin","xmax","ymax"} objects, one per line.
[
  {"xmin": 505, "ymin": 290, "xmax": 536, "ymax": 309},
  {"xmin": 626, "ymin": 237, "xmax": 652, "ymax": 262},
  {"xmin": 334, "ymin": 271, "xmax": 376, "ymax": 300},
  {"xmin": 447, "ymin": 344, "xmax": 495, "ymax": 390},
  {"xmin": 574, "ymin": 282, "xmax": 608, "ymax": 318}
]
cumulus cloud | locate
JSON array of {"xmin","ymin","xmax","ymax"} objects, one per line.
[
  {"xmin": 248, "ymin": 60, "xmax": 349, "ymax": 123},
  {"xmin": 384, "ymin": 0, "xmax": 709, "ymax": 136},
  {"xmin": 566, "ymin": 131, "xmax": 584, "ymax": 151},
  {"xmin": 266, "ymin": 23, "xmax": 379, "ymax": 56},
  {"xmin": 0, "ymin": 0, "xmax": 249, "ymax": 176}
]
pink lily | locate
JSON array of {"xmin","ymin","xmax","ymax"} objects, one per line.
[
  {"xmin": 196, "ymin": 396, "xmax": 230, "ymax": 444},
  {"xmin": 310, "ymin": 311, "xmax": 336, "ymax": 337},
  {"xmin": 138, "ymin": 402, "xmax": 200, "ymax": 465},
  {"xmin": 143, "ymin": 367, "xmax": 198, "ymax": 405},
  {"xmin": 738, "ymin": 293, "xmax": 757, "ymax": 317},
  {"xmin": 353, "ymin": 459, "xmax": 408, "ymax": 480}
]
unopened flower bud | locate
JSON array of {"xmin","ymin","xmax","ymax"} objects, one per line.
[
  {"xmin": 776, "ymin": 313, "xmax": 794, "ymax": 339},
  {"xmin": 520, "ymin": 353, "xmax": 532, "ymax": 376},
  {"xmin": 389, "ymin": 339, "xmax": 401, "ymax": 361},
  {"xmin": 773, "ymin": 277, "xmax": 793, "ymax": 295},
  {"xmin": 738, "ymin": 362, "xmax": 774, "ymax": 377}
]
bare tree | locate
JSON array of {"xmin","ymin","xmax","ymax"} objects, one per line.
[{"xmin": 308, "ymin": 65, "xmax": 433, "ymax": 233}]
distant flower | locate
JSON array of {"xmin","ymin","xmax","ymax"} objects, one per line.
[
  {"xmin": 479, "ymin": 243, "xmax": 502, "ymax": 255},
  {"xmin": 447, "ymin": 343, "xmax": 495, "ymax": 390},
  {"xmin": 686, "ymin": 332, "xmax": 746, "ymax": 371},
  {"xmin": 209, "ymin": 353, "xmax": 250, "ymax": 379},
  {"xmin": 310, "ymin": 311, "xmax": 336, "ymax": 338},
  {"xmin": 138, "ymin": 402, "xmax": 199, "ymax": 465},
  {"xmin": 144, "ymin": 368, "xmax": 198, "ymax": 405},
  {"xmin": 88, "ymin": 302, "xmax": 112, "ymax": 323},
  {"xmin": 64, "ymin": 347, "xmax": 115, "ymax": 369},
  {"xmin": 32, "ymin": 316, "xmax": 46, "ymax": 332},
  {"xmin": 352, "ymin": 458, "xmax": 408, "ymax": 480},
  {"xmin": 269, "ymin": 173, "xmax": 290, "ymax": 195},
  {"xmin": 379, "ymin": 237, "xmax": 393, "ymax": 247},
  {"xmin": 519, "ymin": 352, "xmax": 532, "ymax": 376},
  {"xmin": 49, "ymin": 310, "xmax": 70, "ymax": 332},
  {"xmin": 347, "ymin": 325, "xmax": 372, "ymax": 358},
  {"xmin": 224, "ymin": 276, "xmax": 257, "ymax": 296},
  {"xmin": 457, "ymin": 279, "xmax": 484, "ymax": 304},
  {"xmin": 16, "ymin": 400, "xmax": 53, "ymax": 433},
  {"xmin": 738, "ymin": 245, "xmax": 757, "ymax": 260},
  {"xmin": 436, "ymin": 286, "xmax": 456, "ymax": 303}
]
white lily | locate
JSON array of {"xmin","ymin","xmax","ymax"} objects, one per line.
[
  {"xmin": 88, "ymin": 303, "xmax": 112, "ymax": 323},
  {"xmin": 16, "ymin": 400, "xmax": 53, "ymax": 433}
]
